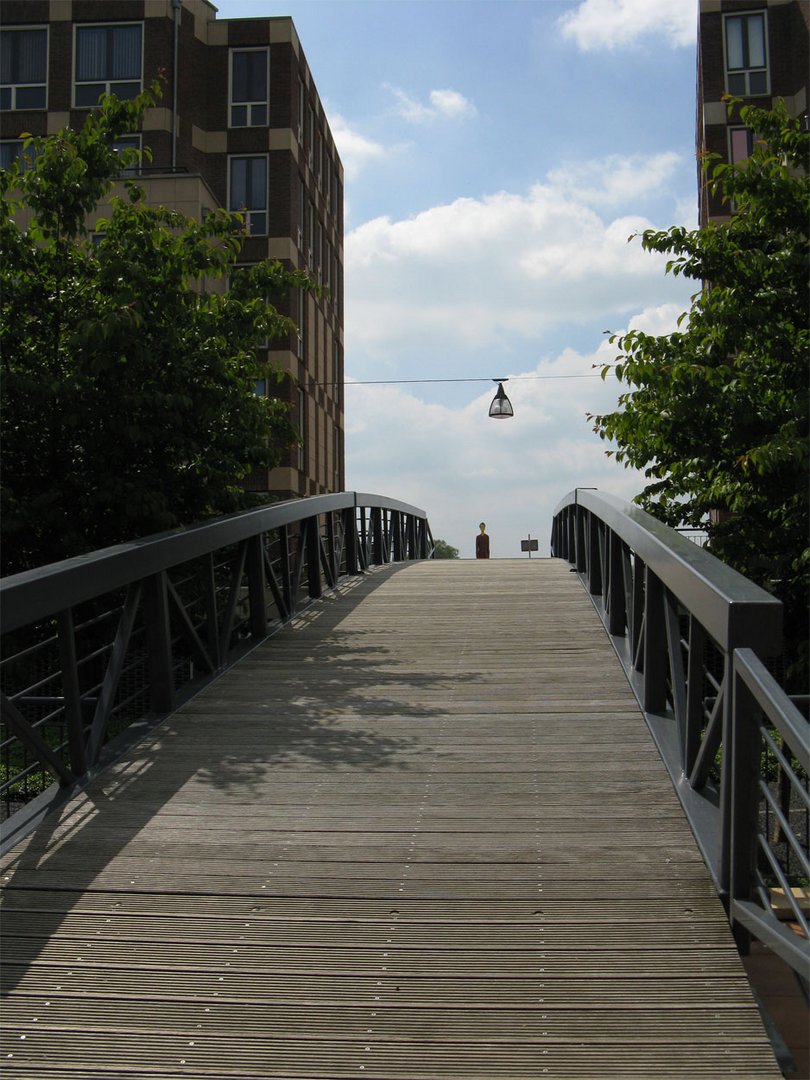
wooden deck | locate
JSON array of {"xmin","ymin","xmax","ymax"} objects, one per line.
[{"xmin": 0, "ymin": 559, "xmax": 781, "ymax": 1078}]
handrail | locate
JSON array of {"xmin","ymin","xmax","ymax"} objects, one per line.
[
  {"xmin": 551, "ymin": 488, "xmax": 808, "ymax": 979},
  {"xmin": 1, "ymin": 493, "xmax": 433, "ymax": 849},
  {"xmin": 730, "ymin": 649, "xmax": 808, "ymax": 975},
  {"xmin": 1, "ymin": 492, "xmax": 427, "ymax": 633}
]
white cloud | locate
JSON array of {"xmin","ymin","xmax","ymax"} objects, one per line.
[
  {"xmin": 557, "ymin": 0, "xmax": 697, "ymax": 51},
  {"xmin": 546, "ymin": 152, "xmax": 683, "ymax": 207},
  {"xmin": 387, "ymin": 85, "xmax": 477, "ymax": 123},
  {"xmin": 344, "ymin": 153, "xmax": 692, "ymax": 357},
  {"xmin": 330, "ymin": 112, "xmax": 389, "ymax": 179}
]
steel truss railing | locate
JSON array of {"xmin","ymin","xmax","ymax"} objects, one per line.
[
  {"xmin": 0, "ymin": 493, "xmax": 432, "ymax": 850},
  {"xmin": 551, "ymin": 488, "xmax": 808, "ymax": 978}
]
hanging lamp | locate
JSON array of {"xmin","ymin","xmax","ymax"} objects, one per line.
[{"xmin": 488, "ymin": 379, "xmax": 514, "ymax": 419}]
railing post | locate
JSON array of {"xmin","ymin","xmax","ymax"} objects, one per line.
[
  {"xmin": 245, "ymin": 533, "xmax": 267, "ymax": 639},
  {"xmin": 606, "ymin": 530, "xmax": 625, "ymax": 636},
  {"xmin": 727, "ymin": 655, "xmax": 758, "ymax": 949},
  {"xmin": 587, "ymin": 515, "xmax": 602, "ymax": 595},
  {"xmin": 343, "ymin": 507, "xmax": 359, "ymax": 574},
  {"xmin": 371, "ymin": 507, "xmax": 384, "ymax": 566},
  {"xmin": 407, "ymin": 515, "xmax": 417, "ymax": 560},
  {"xmin": 305, "ymin": 516, "xmax": 322, "ymax": 599},
  {"xmin": 642, "ymin": 568, "xmax": 667, "ymax": 713},
  {"xmin": 143, "ymin": 571, "xmax": 175, "ymax": 714},
  {"xmin": 56, "ymin": 608, "xmax": 88, "ymax": 779},
  {"xmin": 574, "ymin": 506, "xmax": 587, "ymax": 572},
  {"xmin": 325, "ymin": 513, "xmax": 338, "ymax": 585},
  {"xmin": 392, "ymin": 511, "xmax": 404, "ymax": 561}
]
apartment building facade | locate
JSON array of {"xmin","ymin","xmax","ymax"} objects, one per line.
[
  {"xmin": 696, "ymin": 0, "xmax": 809, "ymax": 225},
  {"xmin": 0, "ymin": 0, "xmax": 344, "ymax": 499}
]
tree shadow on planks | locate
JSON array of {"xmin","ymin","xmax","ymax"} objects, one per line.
[{"xmin": 0, "ymin": 560, "xmax": 483, "ymax": 989}]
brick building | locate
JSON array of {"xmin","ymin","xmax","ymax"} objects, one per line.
[
  {"xmin": 696, "ymin": 0, "xmax": 809, "ymax": 225},
  {"xmin": 0, "ymin": 0, "xmax": 344, "ymax": 499}
]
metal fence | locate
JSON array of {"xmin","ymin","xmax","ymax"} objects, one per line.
[
  {"xmin": 0, "ymin": 493, "xmax": 432, "ymax": 849},
  {"xmin": 551, "ymin": 488, "xmax": 808, "ymax": 979}
]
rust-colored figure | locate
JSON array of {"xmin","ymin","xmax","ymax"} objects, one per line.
[{"xmin": 475, "ymin": 522, "xmax": 490, "ymax": 559}]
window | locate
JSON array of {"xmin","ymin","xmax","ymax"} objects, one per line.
[
  {"xmin": 724, "ymin": 12, "xmax": 768, "ymax": 96},
  {"xmin": 113, "ymin": 134, "xmax": 141, "ymax": 176},
  {"xmin": 298, "ymin": 80, "xmax": 305, "ymax": 143},
  {"xmin": 305, "ymin": 200, "xmax": 313, "ymax": 269},
  {"xmin": 1, "ymin": 140, "xmax": 22, "ymax": 169},
  {"xmin": 296, "ymin": 388, "xmax": 306, "ymax": 472},
  {"xmin": 297, "ymin": 178, "xmax": 305, "ymax": 249},
  {"xmin": 0, "ymin": 27, "xmax": 47, "ymax": 111},
  {"xmin": 254, "ymin": 378, "xmax": 267, "ymax": 397},
  {"xmin": 75, "ymin": 23, "xmax": 142, "ymax": 107},
  {"xmin": 230, "ymin": 49, "xmax": 268, "ymax": 127},
  {"xmin": 333, "ymin": 426, "xmax": 340, "ymax": 491},
  {"xmin": 229, "ymin": 156, "xmax": 267, "ymax": 235},
  {"xmin": 729, "ymin": 126, "xmax": 756, "ymax": 164},
  {"xmin": 296, "ymin": 289, "xmax": 306, "ymax": 360}
]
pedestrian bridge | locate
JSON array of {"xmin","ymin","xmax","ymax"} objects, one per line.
[{"xmin": 1, "ymin": 491, "xmax": 807, "ymax": 1078}]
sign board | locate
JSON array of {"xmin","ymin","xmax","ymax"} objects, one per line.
[{"xmin": 521, "ymin": 536, "xmax": 539, "ymax": 557}]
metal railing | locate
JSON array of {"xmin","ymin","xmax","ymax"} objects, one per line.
[
  {"xmin": 1, "ymin": 493, "xmax": 432, "ymax": 850},
  {"xmin": 551, "ymin": 488, "xmax": 808, "ymax": 978}
]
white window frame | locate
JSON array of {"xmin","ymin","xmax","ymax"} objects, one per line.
[
  {"xmin": 723, "ymin": 10, "xmax": 769, "ymax": 98},
  {"xmin": 0, "ymin": 25, "xmax": 48, "ymax": 111},
  {"xmin": 228, "ymin": 154, "xmax": 268, "ymax": 236},
  {"xmin": 73, "ymin": 22, "xmax": 143, "ymax": 109},
  {"xmin": 228, "ymin": 47, "xmax": 269, "ymax": 128}
]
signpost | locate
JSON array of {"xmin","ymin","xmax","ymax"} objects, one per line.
[{"xmin": 520, "ymin": 535, "xmax": 539, "ymax": 558}]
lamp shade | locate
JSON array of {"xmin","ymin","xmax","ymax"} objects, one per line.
[{"xmin": 489, "ymin": 381, "xmax": 514, "ymax": 419}]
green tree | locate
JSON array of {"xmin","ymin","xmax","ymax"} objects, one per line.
[
  {"xmin": 432, "ymin": 539, "xmax": 460, "ymax": 559},
  {"xmin": 590, "ymin": 100, "xmax": 809, "ymax": 685},
  {"xmin": 0, "ymin": 87, "xmax": 314, "ymax": 575}
]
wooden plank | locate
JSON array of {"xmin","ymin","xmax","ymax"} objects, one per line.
[{"xmin": 0, "ymin": 560, "xmax": 781, "ymax": 1077}]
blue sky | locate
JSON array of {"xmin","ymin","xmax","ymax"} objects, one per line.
[{"xmin": 214, "ymin": 0, "xmax": 700, "ymax": 557}]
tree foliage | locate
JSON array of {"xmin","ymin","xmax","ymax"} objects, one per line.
[
  {"xmin": 589, "ymin": 100, "xmax": 808, "ymax": 683},
  {"xmin": 1, "ymin": 87, "xmax": 314, "ymax": 575},
  {"xmin": 432, "ymin": 539, "xmax": 460, "ymax": 559}
]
